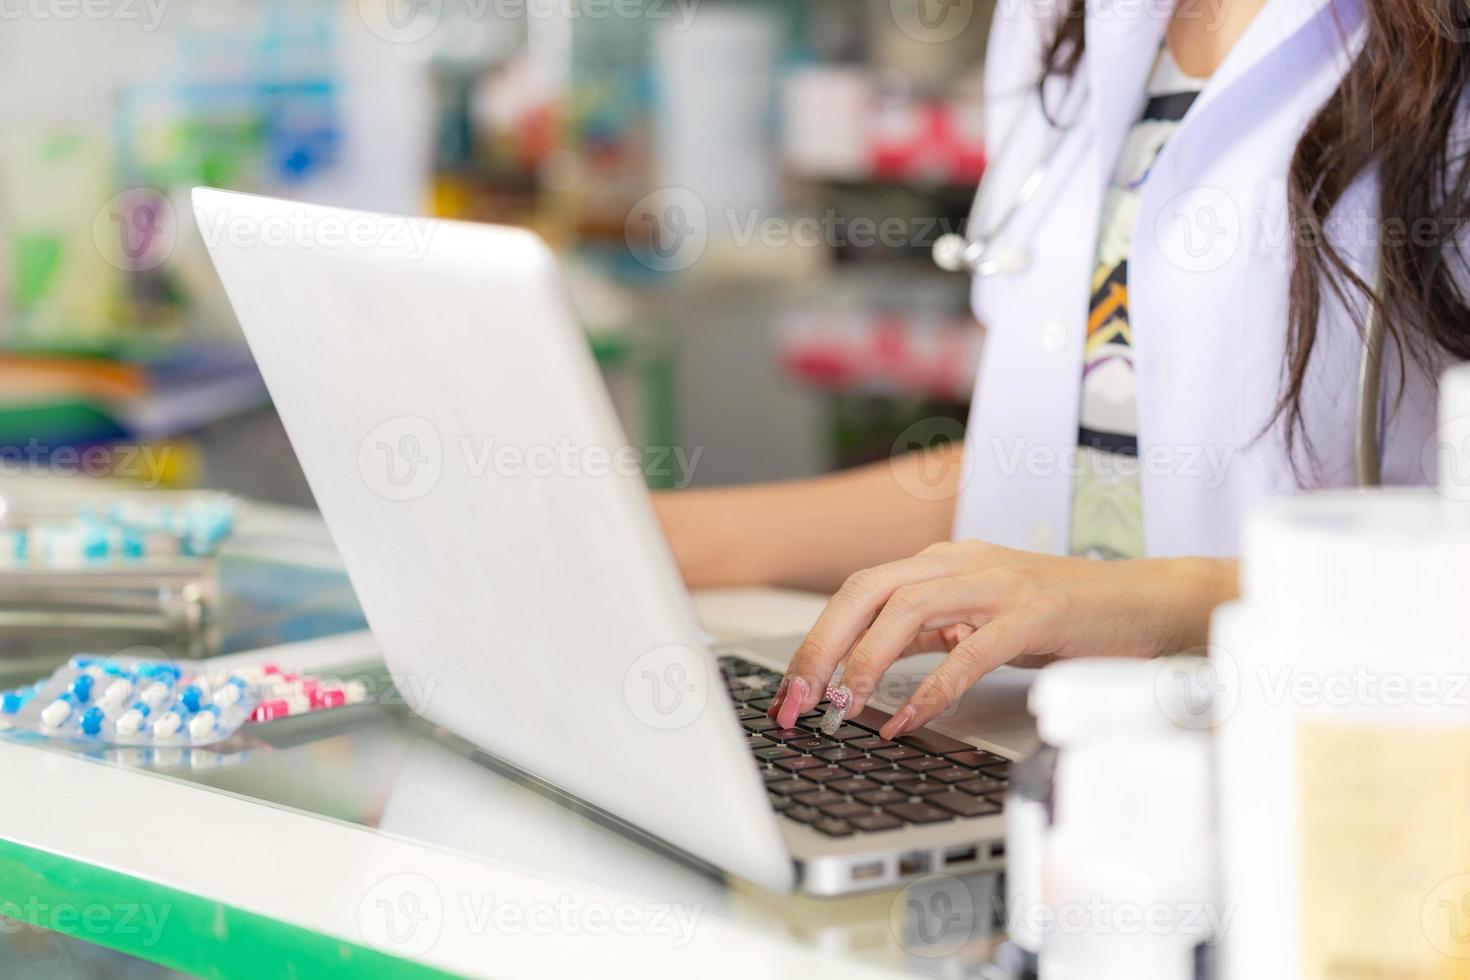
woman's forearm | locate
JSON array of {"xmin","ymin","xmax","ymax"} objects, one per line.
[{"xmin": 653, "ymin": 445, "xmax": 964, "ymax": 593}]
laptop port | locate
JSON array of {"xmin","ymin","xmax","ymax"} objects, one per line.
[
  {"xmin": 850, "ymin": 860, "xmax": 885, "ymax": 882},
  {"xmin": 898, "ymin": 851, "xmax": 931, "ymax": 876},
  {"xmin": 943, "ymin": 845, "xmax": 979, "ymax": 866}
]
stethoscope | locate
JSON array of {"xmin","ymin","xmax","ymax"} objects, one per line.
[{"xmin": 931, "ymin": 81, "xmax": 1387, "ymax": 486}]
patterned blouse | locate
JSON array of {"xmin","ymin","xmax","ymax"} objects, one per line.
[{"xmin": 1070, "ymin": 47, "xmax": 1209, "ymax": 559}]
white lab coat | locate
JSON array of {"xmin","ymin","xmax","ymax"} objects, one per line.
[{"xmin": 953, "ymin": 0, "xmax": 1444, "ymax": 557}]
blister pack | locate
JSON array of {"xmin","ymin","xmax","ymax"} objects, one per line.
[{"xmin": 0, "ymin": 656, "xmax": 375, "ymax": 748}]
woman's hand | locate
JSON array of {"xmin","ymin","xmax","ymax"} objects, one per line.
[{"xmin": 767, "ymin": 540, "xmax": 1238, "ymax": 739}]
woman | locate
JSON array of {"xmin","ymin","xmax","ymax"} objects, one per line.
[{"xmin": 657, "ymin": 0, "xmax": 1470, "ymax": 739}]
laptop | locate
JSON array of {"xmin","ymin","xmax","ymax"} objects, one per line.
[{"xmin": 193, "ymin": 188, "xmax": 1036, "ymax": 896}]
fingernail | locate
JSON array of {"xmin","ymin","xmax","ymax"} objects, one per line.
[
  {"xmin": 776, "ymin": 677, "xmax": 808, "ymax": 729},
  {"xmin": 819, "ymin": 685, "xmax": 851, "ymax": 736},
  {"xmin": 881, "ymin": 705, "xmax": 916, "ymax": 740},
  {"xmin": 767, "ymin": 676, "xmax": 790, "ymax": 720}
]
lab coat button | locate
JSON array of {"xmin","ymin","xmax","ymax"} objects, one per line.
[{"xmin": 1041, "ymin": 319, "xmax": 1066, "ymax": 353}]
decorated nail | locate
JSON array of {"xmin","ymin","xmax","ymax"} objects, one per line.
[{"xmin": 819, "ymin": 685, "xmax": 852, "ymax": 736}]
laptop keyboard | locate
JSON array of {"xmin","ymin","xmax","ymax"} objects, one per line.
[{"xmin": 719, "ymin": 655, "xmax": 1010, "ymax": 838}]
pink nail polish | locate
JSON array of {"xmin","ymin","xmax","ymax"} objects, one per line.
[
  {"xmin": 883, "ymin": 705, "xmax": 916, "ymax": 740},
  {"xmin": 776, "ymin": 677, "xmax": 808, "ymax": 729},
  {"xmin": 767, "ymin": 676, "xmax": 790, "ymax": 720}
]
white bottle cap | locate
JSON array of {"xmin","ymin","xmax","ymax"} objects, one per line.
[
  {"xmin": 1242, "ymin": 489, "xmax": 1470, "ymax": 628},
  {"xmin": 1029, "ymin": 658, "xmax": 1209, "ymax": 747}
]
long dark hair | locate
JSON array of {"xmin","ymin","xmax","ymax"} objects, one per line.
[{"xmin": 1042, "ymin": 0, "xmax": 1470, "ymax": 474}]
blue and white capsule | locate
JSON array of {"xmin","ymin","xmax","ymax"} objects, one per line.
[
  {"xmin": 187, "ymin": 705, "xmax": 222, "ymax": 739},
  {"xmin": 116, "ymin": 701, "xmax": 153, "ymax": 735}
]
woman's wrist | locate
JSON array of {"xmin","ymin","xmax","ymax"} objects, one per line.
[{"xmin": 1148, "ymin": 556, "xmax": 1240, "ymax": 653}]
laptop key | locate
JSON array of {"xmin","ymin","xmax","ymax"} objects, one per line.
[
  {"xmin": 855, "ymin": 788, "xmax": 908, "ymax": 807},
  {"xmin": 928, "ymin": 767, "xmax": 976, "ymax": 784},
  {"xmin": 801, "ymin": 766, "xmax": 849, "ymax": 783},
  {"xmin": 849, "ymin": 736, "xmax": 897, "ymax": 752},
  {"xmin": 776, "ymin": 756, "xmax": 825, "ymax": 772},
  {"xmin": 978, "ymin": 764, "xmax": 1012, "ymax": 781},
  {"xmin": 945, "ymin": 749, "xmax": 1010, "ymax": 769},
  {"xmin": 813, "ymin": 818, "xmax": 854, "ymax": 837},
  {"xmin": 793, "ymin": 790, "xmax": 845, "ymax": 808},
  {"xmin": 846, "ymin": 706, "xmax": 893, "ymax": 733},
  {"xmin": 746, "ymin": 697, "xmax": 776, "ymax": 711},
  {"xmin": 820, "ymin": 801, "xmax": 874, "ymax": 820},
  {"xmin": 897, "ymin": 779, "xmax": 945, "ymax": 797},
  {"xmin": 884, "ymin": 802, "xmax": 954, "ymax": 825},
  {"xmin": 755, "ymin": 747, "xmax": 798, "ymax": 762},
  {"xmin": 765, "ymin": 728, "xmax": 808, "ymax": 743},
  {"xmin": 787, "ymin": 805, "xmax": 820, "ymax": 824},
  {"xmin": 762, "ymin": 769, "xmax": 795, "ymax": 786},
  {"xmin": 828, "ymin": 777, "xmax": 873, "ymax": 794},
  {"xmin": 866, "ymin": 769, "xmax": 914, "ymax": 785},
  {"xmin": 789, "ymin": 737, "xmax": 833, "ymax": 752},
  {"xmin": 896, "ymin": 729, "xmax": 972, "ymax": 755},
  {"xmin": 743, "ymin": 718, "xmax": 778, "ymax": 733},
  {"xmin": 768, "ymin": 778, "xmax": 811, "ymax": 796},
  {"xmin": 957, "ymin": 777, "xmax": 1007, "ymax": 796},
  {"xmin": 899, "ymin": 756, "xmax": 951, "ymax": 773},
  {"xmin": 930, "ymin": 791, "xmax": 1003, "ymax": 818},
  {"xmin": 813, "ymin": 746, "xmax": 865, "ymax": 763},
  {"xmin": 829, "ymin": 725, "xmax": 873, "ymax": 742},
  {"xmin": 841, "ymin": 758, "xmax": 892, "ymax": 775},
  {"xmin": 746, "ymin": 736, "xmax": 776, "ymax": 750},
  {"xmin": 737, "ymin": 708, "xmax": 766, "ymax": 721},
  {"xmin": 851, "ymin": 812, "xmax": 904, "ymax": 833},
  {"xmin": 875, "ymin": 746, "xmax": 922, "ymax": 761}
]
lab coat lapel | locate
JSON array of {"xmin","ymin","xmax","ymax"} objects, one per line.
[
  {"xmin": 1083, "ymin": 0, "xmax": 1173, "ymax": 191},
  {"xmin": 1186, "ymin": 0, "xmax": 1350, "ymax": 121}
]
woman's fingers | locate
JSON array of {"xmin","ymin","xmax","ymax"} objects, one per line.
[
  {"xmin": 878, "ymin": 616, "xmax": 1032, "ymax": 740},
  {"xmin": 770, "ymin": 552, "xmax": 967, "ymax": 727},
  {"xmin": 838, "ymin": 575, "xmax": 1002, "ymax": 715}
]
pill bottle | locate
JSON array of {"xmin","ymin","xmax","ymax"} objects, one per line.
[
  {"xmin": 1213, "ymin": 490, "xmax": 1470, "ymax": 979},
  {"xmin": 1030, "ymin": 658, "xmax": 1217, "ymax": 980},
  {"xmin": 1000, "ymin": 740, "xmax": 1058, "ymax": 978}
]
